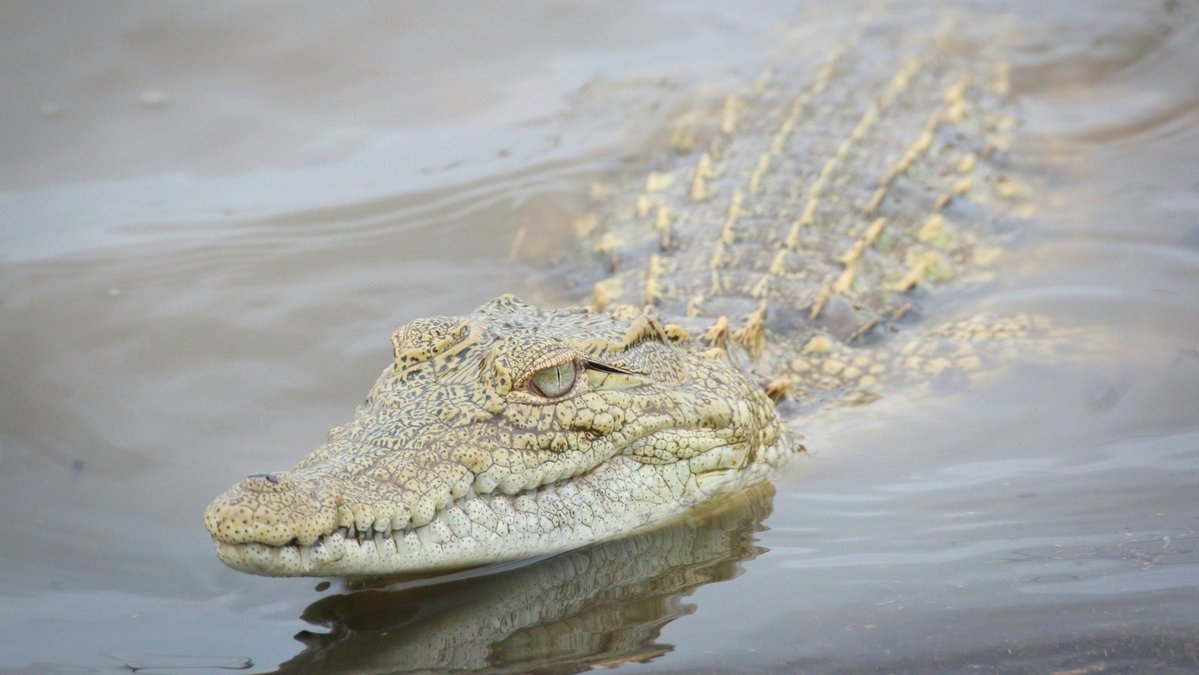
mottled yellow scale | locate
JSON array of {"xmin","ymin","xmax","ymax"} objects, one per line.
[
  {"xmin": 783, "ymin": 55, "xmax": 924, "ymax": 250},
  {"xmin": 701, "ymin": 40, "xmax": 854, "ymax": 305},
  {"xmin": 864, "ymin": 74, "xmax": 968, "ymax": 217},
  {"xmin": 580, "ymin": 4, "xmax": 1038, "ymax": 411}
]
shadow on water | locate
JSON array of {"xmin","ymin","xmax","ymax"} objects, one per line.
[{"xmin": 270, "ymin": 483, "xmax": 774, "ymax": 674}]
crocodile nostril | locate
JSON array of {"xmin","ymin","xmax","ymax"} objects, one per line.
[{"xmin": 246, "ymin": 472, "xmax": 279, "ymax": 485}]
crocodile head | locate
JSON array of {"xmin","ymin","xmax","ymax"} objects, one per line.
[{"xmin": 204, "ymin": 295, "xmax": 784, "ymax": 577}]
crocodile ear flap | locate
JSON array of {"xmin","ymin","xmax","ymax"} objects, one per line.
[{"xmin": 392, "ymin": 316, "xmax": 471, "ymax": 371}]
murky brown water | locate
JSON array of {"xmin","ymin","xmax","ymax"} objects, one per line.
[{"xmin": 2, "ymin": 1, "xmax": 1198, "ymax": 673}]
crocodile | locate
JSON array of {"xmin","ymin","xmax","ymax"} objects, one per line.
[{"xmin": 205, "ymin": 6, "xmax": 1049, "ymax": 577}]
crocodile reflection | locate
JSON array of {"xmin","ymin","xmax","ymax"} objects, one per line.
[{"xmin": 271, "ymin": 482, "xmax": 773, "ymax": 674}]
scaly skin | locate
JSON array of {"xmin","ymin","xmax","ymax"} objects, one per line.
[
  {"xmin": 205, "ymin": 6, "xmax": 1047, "ymax": 577},
  {"xmin": 205, "ymin": 297, "xmax": 784, "ymax": 575}
]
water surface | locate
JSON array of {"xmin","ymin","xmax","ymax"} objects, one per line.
[{"xmin": 2, "ymin": 1, "xmax": 1198, "ymax": 673}]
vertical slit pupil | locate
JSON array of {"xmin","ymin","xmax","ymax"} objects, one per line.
[{"xmin": 531, "ymin": 361, "xmax": 576, "ymax": 398}]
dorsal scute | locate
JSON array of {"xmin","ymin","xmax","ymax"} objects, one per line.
[
  {"xmin": 617, "ymin": 306, "xmax": 668, "ymax": 351},
  {"xmin": 554, "ymin": 305, "xmax": 668, "ymax": 361}
]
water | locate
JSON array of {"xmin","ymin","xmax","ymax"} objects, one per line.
[{"xmin": 2, "ymin": 1, "xmax": 1198, "ymax": 672}]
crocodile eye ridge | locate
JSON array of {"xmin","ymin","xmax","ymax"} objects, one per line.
[{"xmin": 528, "ymin": 361, "xmax": 577, "ymax": 398}]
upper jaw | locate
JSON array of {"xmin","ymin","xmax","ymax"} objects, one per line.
[{"xmin": 208, "ymin": 452, "xmax": 722, "ymax": 577}]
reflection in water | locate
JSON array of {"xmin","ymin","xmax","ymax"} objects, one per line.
[{"xmin": 272, "ymin": 483, "xmax": 773, "ymax": 674}]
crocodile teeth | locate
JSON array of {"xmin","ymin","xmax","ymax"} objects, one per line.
[
  {"xmin": 390, "ymin": 508, "xmax": 412, "ymax": 532},
  {"xmin": 353, "ymin": 511, "xmax": 375, "ymax": 535},
  {"xmin": 409, "ymin": 498, "xmax": 436, "ymax": 527},
  {"xmin": 310, "ymin": 539, "xmax": 333, "ymax": 563},
  {"xmin": 413, "ymin": 518, "xmax": 453, "ymax": 548},
  {"xmin": 336, "ymin": 504, "xmax": 355, "ymax": 528},
  {"xmin": 373, "ymin": 519, "xmax": 391, "ymax": 538},
  {"xmin": 414, "ymin": 524, "xmax": 436, "ymax": 548},
  {"xmin": 375, "ymin": 532, "xmax": 396, "ymax": 557},
  {"xmin": 396, "ymin": 530, "xmax": 420, "ymax": 552}
]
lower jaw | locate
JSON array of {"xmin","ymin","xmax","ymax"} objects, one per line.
[{"xmin": 214, "ymin": 528, "xmax": 512, "ymax": 577}]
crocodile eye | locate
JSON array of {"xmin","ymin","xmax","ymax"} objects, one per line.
[{"xmin": 528, "ymin": 361, "xmax": 577, "ymax": 398}]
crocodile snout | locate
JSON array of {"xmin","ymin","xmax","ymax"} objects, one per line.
[{"xmin": 203, "ymin": 471, "xmax": 336, "ymax": 547}]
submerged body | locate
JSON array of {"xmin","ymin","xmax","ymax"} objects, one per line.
[{"xmin": 205, "ymin": 7, "xmax": 1037, "ymax": 577}]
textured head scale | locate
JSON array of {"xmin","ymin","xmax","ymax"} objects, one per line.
[
  {"xmin": 391, "ymin": 315, "xmax": 472, "ymax": 371},
  {"xmin": 204, "ymin": 295, "xmax": 784, "ymax": 576}
]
